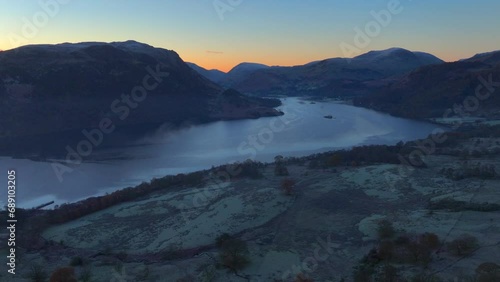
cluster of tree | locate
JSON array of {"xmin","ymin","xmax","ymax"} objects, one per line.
[
  {"xmin": 353, "ymin": 220, "xmax": 487, "ymax": 282},
  {"xmin": 434, "ymin": 125, "xmax": 500, "ymax": 149},
  {"xmin": 440, "ymin": 162, "xmax": 497, "ymax": 180},
  {"xmin": 29, "ymin": 264, "xmax": 48, "ymax": 282},
  {"xmin": 47, "ymin": 171, "xmax": 205, "ymax": 224},
  {"xmin": 359, "ymin": 221, "xmax": 441, "ymax": 268},
  {"xmin": 458, "ymin": 124, "xmax": 500, "ymax": 138},
  {"xmin": 212, "ymin": 159, "xmax": 265, "ymax": 180},
  {"xmin": 439, "ymin": 147, "xmax": 500, "ymax": 158},
  {"xmin": 215, "ymin": 233, "xmax": 250, "ymax": 272},
  {"xmin": 368, "ymin": 232, "xmax": 440, "ymax": 267},
  {"xmin": 274, "ymin": 155, "xmax": 289, "ymax": 176},
  {"xmin": 305, "ymin": 144, "xmax": 405, "ymax": 169},
  {"xmin": 355, "ymin": 229, "xmax": 439, "ymax": 281},
  {"xmin": 475, "ymin": 262, "xmax": 500, "ymax": 282},
  {"xmin": 446, "ymin": 234, "xmax": 480, "ymax": 257},
  {"xmin": 43, "ymin": 159, "xmax": 271, "ymax": 225},
  {"xmin": 409, "ymin": 126, "xmax": 500, "ymax": 157}
]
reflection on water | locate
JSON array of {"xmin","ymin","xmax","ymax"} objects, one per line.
[{"xmin": 0, "ymin": 98, "xmax": 444, "ymax": 208}]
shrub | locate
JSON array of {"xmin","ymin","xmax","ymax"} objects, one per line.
[
  {"xmin": 406, "ymin": 240, "xmax": 432, "ymax": 265},
  {"xmin": 69, "ymin": 256, "xmax": 83, "ymax": 267},
  {"xmin": 238, "ymin": 160, "xmax": 263, "ymax": 179},
  {"xmin": 352, "ymin": 263, "xmax": 375, "ymax": 282},
  {"xmin": 377, "ymin": 241, "xmax": 395, "ymax": 261},
  {"xmin": 30, "ymin": 264, "xmax": 48, "ymax": 282},
  {"xmin": 394, "ymin": 234, "xmax": 411, "ymax": 246},
  {"xmin": 376, "ymin": 264, "xmax": 399, "ymax": 282},
  {"xmin": 476, "ymin": 262, "xmax": 500, "ymax": 274},
  {"xmin": 477, "ymin": 272, "xmax": 500, "ymax": 282},
  {"xmin": 295, "ymin": 273, "xmax": 314, "ymax": 282},
  {"xmin": 361, "ymin": 248, "xmax": 382, "ymax": 265},
  {"xmin": 220, "ymin": 249, "xmax": 250, "ymax": 271},
  {"xmin": 377, "ymin": 220, "xmax": 396, "ymax": 239},
  {"xmin": 377, "ymin": 232, "xmax": 439, "ymax": 265},
  {"xmin": 49, "ymin": 267, "xmax": 77, "ymax": 282},
  {"xmin": 275, "ymin": 164, "xmax": 289, "ymax": 176},
  {"xmin": 79, "ymin": 267, "xmax": 92, "ymax": 282},
  {"xmin": 215, "ymin": 234, "xmax": 250, "ymax": 271},
  {"xmin": 281, "ymin": 178, "xmax": 295, "ymax": 196},
  {"xmin": 475, "ymin": 262, "xmax": 500, "ymax": 282},
  {"xmin": 419, "ymin": 232, "xmax": 440, "ymax": 250},
  {"xmin": 446, "ymin": 234, "xmax": 479, "ymax": 256},
  {"xmin": 274, "ymin": 155, "xmax": 289, "ymax": 176},
  {"xmin": 215, "ymin": 233, "xmax": 232, "ymax": 248},
  {"xmin": 440, "ymin": 162, "xmax": 497, "ymax": 180}
]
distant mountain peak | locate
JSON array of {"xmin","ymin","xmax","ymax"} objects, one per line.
[
  {"xmin": 228, "ymin": 62, "xmax": 269, "ymax": 73},
  {"xmin": 187, "ymin": 47, "xmax": 446, "ymax": 95},
  {"xmin": 353, "ymin": 47, "xmax": 443, "ymax": 67},
  {"xmin": 370, "ymin": 47, "xmax": 408, "ymax": 53},
  {"xmin": 0, "ymin": 41, "xmax": 282, "ymax": 142},
  {"xmin": 186, "ymin": 62, "xmax": 226, "ymax": 83},
  {"xmin": 355, "ymin": 47, "xmax": 413, "ymax": 59},
  {"xmin": 14, "ymin": 40, "xmax": 161, "ymax": 53},
  {"xmin": 110, "ymin": 40, "xmax": 156, "ymax": 49},
  {"xmin": 463, "ymin": 50, "xmax": 500, "ymax": 64}
]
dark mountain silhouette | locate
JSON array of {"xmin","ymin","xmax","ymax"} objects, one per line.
[
  {"xmin": 0, "ymin": 41, "xmax": 282, "ymax": 152},
  {"xmin": 189, "ymin": 48, "xmax": 443, "ymax": 97},
  {"xmin": 354, "ymin": 50, "xmax": 500, "ymax": 119},
  {"xmin": 186, "ymin": 62, "xmax": 226, "ymax": 84},
  {"xmin": 222, "ymin": 62, "xmax": 270, "ymax": 87}
]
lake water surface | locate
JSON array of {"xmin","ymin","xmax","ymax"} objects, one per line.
[{"xmin": 0, "ymin": 98, "xmax": 444, "ymax": 208}]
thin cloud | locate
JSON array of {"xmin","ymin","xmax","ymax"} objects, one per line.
[{"xmin": 206, "ymin": 50, "xmax": 223, "ymax": 54}]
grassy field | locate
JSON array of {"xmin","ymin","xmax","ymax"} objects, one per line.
[{"xmin": 7, "ymin": 136, "xmax": 500, "ymax": 281}]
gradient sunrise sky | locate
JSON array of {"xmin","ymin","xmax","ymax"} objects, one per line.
[{"xmin": 1, "ymin": 0, "xmax": 499, "ymax": 72}]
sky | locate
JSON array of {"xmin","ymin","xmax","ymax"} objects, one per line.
[{"xmin": 1, "ymin": 0, "xmax": 500, "ymax": 72}]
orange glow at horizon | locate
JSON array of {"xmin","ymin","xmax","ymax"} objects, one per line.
[
  {"xmin": 180, "ymin": 53, "xmax": 333, "ymax": 73},
  {"xmin": 0, "ymin": 39, "xmax": 489, "ymax": 73},
  {"xmin": 0, "ymin": 40, "xmax": 491, "ymax": 73},
  {"xmin": 179, "ymin": 50, "xmax": 473, "ymax": 73}
]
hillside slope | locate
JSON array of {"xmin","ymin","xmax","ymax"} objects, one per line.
[
  {"xmin": 190, "ymin": 48, "xmax": 443, "ymax": 97},
  {"xmin": 0, "ymin": 41, "xmax": 282, "ymax": 146},
  {"xmin": 354, "ymin": 51, "xmax": 500, "ymax": 119}
]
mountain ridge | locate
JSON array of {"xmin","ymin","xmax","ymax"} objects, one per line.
[
  {"xmin": 0, "ymin": 41, "xmax": 282, "ymax": 155},
  {"xmin": 188, "ymin": 47, "xmax": 444, "ymax": 97},
  {"xmin": 354, "ymin": 50, "xmax": 500, "ymax": 119}
]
